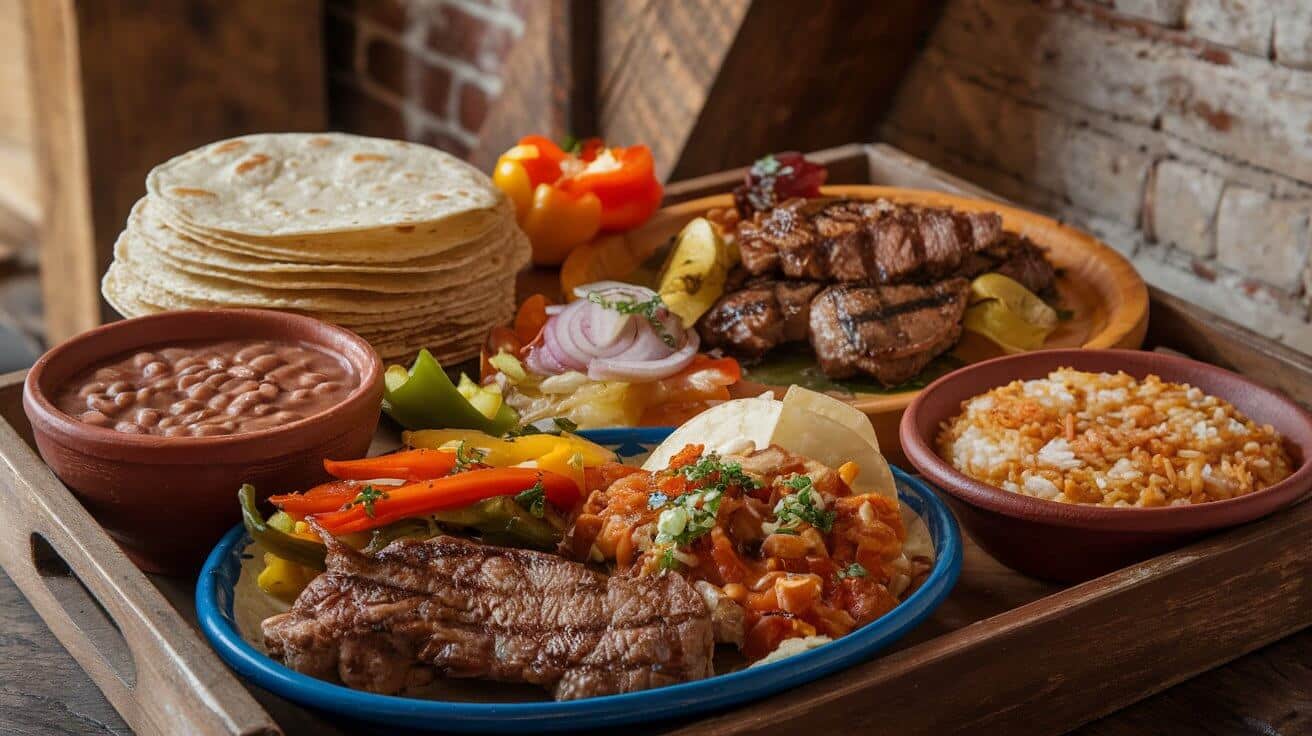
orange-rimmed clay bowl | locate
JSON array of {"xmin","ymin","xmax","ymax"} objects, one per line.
[
  {"xmin": 562, "ymin": 186, "xmax": 1150, "ymax": 463},
  {"xmin": 900, "ymin": 349, "xmax": 1312, "ymax": 582},
  {"xmin": 23, "ymin": 309, "xmax": 384, "ymax": 575}
]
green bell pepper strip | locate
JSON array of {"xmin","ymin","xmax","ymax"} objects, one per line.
[
  {"xmin": 382, "ymin": 348, "xmax": 518, "ymax": 434},
  {"xmin": 239, "ymin": 484, "xmax": 329, "ymax": 571}
]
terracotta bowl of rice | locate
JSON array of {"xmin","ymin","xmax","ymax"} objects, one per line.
[{"xmin": 900, "ymin": 349, "xmax": 1312, "ymax": 582}]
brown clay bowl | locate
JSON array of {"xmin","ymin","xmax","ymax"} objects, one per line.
[
  {"xmin": 23, "ymin": 309, "xmax": 383, "ymax": 575},
  {"xmin": 900, "ymin": 349, "xmax": 1312, "ymax": 582}
]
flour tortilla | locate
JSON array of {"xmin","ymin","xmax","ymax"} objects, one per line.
[
  {"xmin": 125, "ymin": 210, "xmax": 526, "ymax": 294},
  {"xmin": 133, "ymin": 197, "xmax": 525, "ymax": 275},
  {"xmin": 147, "ymin": 133, "xmax": 503, "ymax": 241}
]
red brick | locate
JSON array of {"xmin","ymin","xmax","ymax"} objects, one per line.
[
  {"xmin": 418, "ymin": 126, "xmax": 471, "ymax": 158},
  {"xmin": 427, "ymin": 1, "xmax": 518, "ymax": 74},
  {"xmin": 419, "ymin": 61, "xmax": 454, "ymax": 118},
  {"xmin": 364, "ymin": 36, "xmax": 409, "ymax": 97},
  {"xmin": 328, "ymin": 78, "xmax": 407, "ymax": 140},
  {"xmin": 457, "ymin": 82, "xmax": 491, "ymax": 133}
]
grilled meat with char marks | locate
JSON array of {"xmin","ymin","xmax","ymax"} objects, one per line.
[
  {"xmin": 808, "ymin": 279, "xmax": 970, "ymax": 385},
  {"xmin": 262, "ymin": 529, "xmax": 714, "ymax": 701},
  {"xmin": 700, "ymin": 279, "xmax": 822, "ymax": 356},
  {"xmin": 738, "ymin": 198, "xmax": 1007, "ymax": 284}
]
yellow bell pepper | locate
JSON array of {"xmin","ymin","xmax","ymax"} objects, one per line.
[
  {"xmin": 963, "ymin": 273, "xmax": 1060, "ymax": 352},
  {"xmin": 404, "ymin": 428, "xmax": 617, "ymax": 469},
  {"xmin": 257, "ymin": 552, "xmax": 318, "ymax": 602}
]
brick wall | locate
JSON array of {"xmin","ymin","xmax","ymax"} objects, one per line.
[
  {"xmin": 882, "ymin": 0, "xmax": 1312, "ymax": 352},
  {"xmin": 325, "ymin": 0, "xmax": 527, "ymax": 158}
]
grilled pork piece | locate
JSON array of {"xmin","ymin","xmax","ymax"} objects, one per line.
[
  {"xmin": 262, "ymin": 531, "xmax": 714, "ymax": 701},
  {"xmin": 700, "ymin": 279, "xmax": 822, "ymax": 356},
  {"xmin": 738, "ymin": 199, "xmax": 1004, "ymax": 283},
  {"xmin": 808, "ymin": 279, "xmax": 971, "ymax": 385}
]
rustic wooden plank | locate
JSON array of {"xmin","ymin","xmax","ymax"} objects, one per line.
[
  {"xmin": 598, "ymin": 0, "xmax": 752, "ymax": 179},
  {"xmin": 23, "ymin": 0, "xmax": 102, "ymax": 345},
  {"xmin": 469, "ymin": 0, "xmax": 598, "ymax": 170},
  {"xmin": 670, "ymin": 0, "xmax": 943, "ymax": 180},
  {"xmin": 24, "ymin": 0, "xmax": 327, "ymax": 342}
]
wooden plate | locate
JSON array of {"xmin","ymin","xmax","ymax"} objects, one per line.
[{"xmin": 562, "ymin": 186, "xmax": 1149, "ymax": 459}]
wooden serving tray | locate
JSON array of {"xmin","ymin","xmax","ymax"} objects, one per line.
[{"xmin": 1, "ymin": 144, "xmax": 1310, "ymax": 736}]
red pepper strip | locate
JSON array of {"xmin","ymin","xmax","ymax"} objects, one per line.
[
  {"xmin": 323, "ymin": 449, "xmax": 458, "ymax": 482},
  {"xmin": 515, "ymin": 135, "xmax": 569, "ymax": 185},
  {"xmin": 311, "ymin": 468, "xmax": 580, "ymax": 535},
  {"xmin": 269, "ymin": 480, "xmax": 360, "ymax": 516}
]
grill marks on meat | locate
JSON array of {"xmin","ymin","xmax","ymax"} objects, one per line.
[
  {"xmin": 809, "ymin": 279, "xmax": 970, "ymax": 385},
  {"xmin": 738, "ymin": 199, "xmax": 1004, "ymax": 284},
  {"xmin": 701, "ymin": 279, "xmax": 821, "ymax": 356},
  {"xmin": 262, "ymin": 531, "xmax": 714, "ymax": 701}
]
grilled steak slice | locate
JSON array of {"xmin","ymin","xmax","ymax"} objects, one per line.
[
  {"xmin": 960, "ymin": 233, "xmax": 1057, "ymax": 295},
  {"xmin": 809, "ymin": 279, "xmax": 970, "ymax": 385},
  {"xmin": 262, "ymin": 531, "xmax": 714, "ymax": 701},
  {"xmin": 700, "ymin": 279, "xmax": 822, "ymax": 356},
  {"xmin": 737, "ymin": 199, "xmax": 1004, "ymax": 283}
]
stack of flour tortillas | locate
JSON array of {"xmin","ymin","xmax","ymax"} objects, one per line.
[{"xmin": 103, "ymin": 132, "xmax": 530, "ymax": 363}]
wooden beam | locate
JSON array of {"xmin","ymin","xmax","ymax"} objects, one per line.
[
  {"xmin": 24, "ymin": 0, "xmax": 327, "ymax": 343},
  {"xmin": 469, "ymin": 0, "xmax": 599, "ymax": 170}
]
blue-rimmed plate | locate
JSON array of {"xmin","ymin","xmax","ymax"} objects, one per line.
[{"xmin": 196, "ymin": 428, "xmax": 962, "ymax": 733}]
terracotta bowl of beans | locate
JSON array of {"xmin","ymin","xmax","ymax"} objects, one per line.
[
  {"xmin": 900, "ymin": 349, "xmax": 1312, "ymax": 582},
  {"xmin": 23, "ymin": 309, "xmax": 384, "ymax": 574}
]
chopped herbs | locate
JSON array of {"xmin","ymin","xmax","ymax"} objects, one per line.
[
  {"xmin": 836, "ymin": 562, "xmax": 868, "ymax": 580},
  {"xmin": 658, "ymin": 546, "xmax": 680, "ymax": 570},
  {"xmin": 452, "ymin": 441, "xmax": 488, "ymax": 473},
  {"xmin": 655, "ymin": 487, "xmax": 723, "ymax": 547},
  {"xmin": 773, "ymin": 474, "xmax": 836, "ymax": 533},
  {"xmin": 514, "ymin": 479, "xmax": 547, "ymax": 518},
  {"xmin": 587, "ymin": 291, "xmax": 678, "ymax": 347},
  {"xmin": 647, "ymin": 491, "xmax": 669, "ymax": 509},
  {"xmin": 674, "ymin": 453, "xmax": 761, "ymax": 494},
  {"xmin": 349, "ymin": 485, "xmax": 389, "ymax": 518}
]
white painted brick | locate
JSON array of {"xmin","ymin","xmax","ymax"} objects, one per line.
[
  {"xmin": 1183, "ymin": 0, "xmax": 1274, "ymax": 57},
  {"xmin": 1111, "ymin": 0, "xmax": 1185, "ymax": 26},
  {"xmin": 1149, "ymin": 159, "xmax": 1225, "ymax": 257},
  {"xmin": 885, "ymin": 60, "xmax": 1151, "ymax": 227},
  {"xmin": 1216, "ymin": 185, "xmax": 1311, "ymax": 292},
  {"xmin": 922, "ymin": 0, "xmax": 1312, "ymax": 193},
  {"xmin": 1273, "ymin": 0, "xmax": 1312, "ymax": 69}
]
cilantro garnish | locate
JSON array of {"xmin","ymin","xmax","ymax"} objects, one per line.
[
  {"xmin": 647, "ymin": 491, "xmax": 669, "ymax": 510},
  {"xmin": 674, "ymin": 453, "xmax": 760, "ymax": 493},
  {"xmin": 452, "ymin": 441, "xmax": 488, "ymax": 473},
  {"xmin": 514, "ymin": 479, "xmax": 546, "ymax": 518},
  {"xmin": 773, "ymin": 474, "xmax": 836, "ymax": 533},
  {"xmin": 587, "ymin": 292, "xmax": 678, "ymax": 348},
  {"xmin": 836, "ymin": 562, "xmax": 868, "ymax": 580},
  {"xmin": 349, "ymin": 484, "xmax": 389, "ymax": 518},
  {"xmin": 658, "ymin": 546, "xmax": 680, "ymax": 570}
]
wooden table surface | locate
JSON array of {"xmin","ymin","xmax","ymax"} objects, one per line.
[{"xmin": 0, "ymin": 566, "xmax": 1307, "ymax": 735}]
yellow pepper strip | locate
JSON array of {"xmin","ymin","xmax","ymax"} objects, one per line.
[
  {"xmin": 963, "ymin": 273, "xmax": 1060, "ymax": 353},
  {"xmin": 257, "ymin": 552, "xmax": 318, "ymax": 602},
  {"xmin": 405, "ymin": 428, "xmax": 617, "ymax": 468}
]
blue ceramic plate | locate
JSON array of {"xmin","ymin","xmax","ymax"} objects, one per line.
[{"xmin": 196, "ymin": 428, "xmax": 962, "ymax": 733}]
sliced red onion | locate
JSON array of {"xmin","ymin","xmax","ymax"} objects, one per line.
[
  {"xmin": 524, "ymin": 281, "xmax": 700, "ymax": 383},
  {"xmin": 589, "ymin": 330, "xmax": 700, "ymax": 382}
]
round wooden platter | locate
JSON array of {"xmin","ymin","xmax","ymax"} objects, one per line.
[{"xmin": 561, "ymin": 186, "xmax": 1149, "ymax": 456}]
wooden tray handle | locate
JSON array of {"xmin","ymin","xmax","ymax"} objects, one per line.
[{"xmin": 0, "ymin": 416, "xmax": 280, "ymax": 736}]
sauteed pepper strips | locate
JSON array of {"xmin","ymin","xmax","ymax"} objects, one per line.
[
  {"xmin": 322, "ymin": 448, "xmax": 458, "ymax": 482},
  {"xmin": 310, "ymin": 467, "xmax": 580, "ymax": 535},
  {"xmin": 383, "ymin": 349, "xmax": 517, "ymax": 434},
  {"xmin": 492, "ymin": 135, "xmax": 663, "ymax": 265},
  {"xmin": 239, "ymin": 485, "xmax": 329, "ymax": 571}
]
